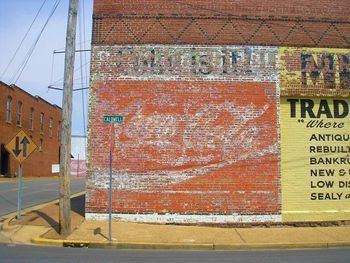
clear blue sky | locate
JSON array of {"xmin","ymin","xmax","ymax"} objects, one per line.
[{"xmin": 0, "ymin": 0, "xmax": 93, "ymax": 136}]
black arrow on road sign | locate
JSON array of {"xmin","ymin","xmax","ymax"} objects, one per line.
[
  {"xmin": 12, "ymin": 136, "xmax": 22, "ymax": 157},
  {"xmin": 21, "ymin": 136, "xmax": 30, "ymax": 157}
]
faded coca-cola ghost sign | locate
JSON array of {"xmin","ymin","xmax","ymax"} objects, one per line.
[
  {"xmin": 87, "ymin": 45, "xmax": 280, "ymax": 219},
  {"xmin": 91, "ymin": 80, "xmax": 278, "ymax": 193}
]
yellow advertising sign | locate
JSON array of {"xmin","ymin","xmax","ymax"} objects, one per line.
[
  {"xmin": 281, "ymin": 97, "xmax": 350, "ymax": 221},
  {"xmin": 5, "ymin": 130, "xmax": 37, "ymax": 164}
]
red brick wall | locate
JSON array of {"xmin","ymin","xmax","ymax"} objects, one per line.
[
  {"xmin": 86, "ymin": 44, "xmax": 280, "ymax": 222},
  {"xmin": 87, "ymin": 80, "xmax": 279, "ymax": 215},
  {"xmin": 87, "ymin": 0, "xmax": 350, "ymax": 223},
  {"xmin": 92, "ymin": 0, "xmax": 350, "ymax": 47},
  {"xmin": 93, "ymin": 0, "xmax": 349, "ymax": 20},
  {"xmin": 0, "ymin": 82, "xmax": 62, "ymax": 177}
]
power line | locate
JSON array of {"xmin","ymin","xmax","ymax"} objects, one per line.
[
  {"xmin": 81, "ymin": 0, "xmax": 90, "ymax": 114},
  {"xmin": 1, "ymin": 0, "xmax": 48, "ymax": 80},
  {"xmin": 82, "ymin": 0, "xmax": 90, "ymax": 157},
  {"xmin": 10, "ymin": 0, "xmax": 61, "ymax": 85},
  {"xmin": 78, "ymin": 0, "xmax": 87, "ymax": 142},
  {"xmin": 50, "ymin": 60, "xmax": 90, "ymax": 86}
]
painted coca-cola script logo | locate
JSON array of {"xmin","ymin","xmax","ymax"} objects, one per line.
[
  {"xmin": 90, "ymin": 81, "xmax": 278, "ymax": 191},
  {"xmin": 117, "ymin": 101, "xmax": 269, "ymax": 164},
  {"xmin": 103, "ymin": 81, "xmax": 278, "ymax": 172}
]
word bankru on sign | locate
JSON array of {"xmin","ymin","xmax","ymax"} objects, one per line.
[{"xmin": 103, "ymin": 115, "xmax": 124, "ymax": 123}]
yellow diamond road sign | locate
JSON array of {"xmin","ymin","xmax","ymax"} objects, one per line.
[{"xmin": 5, "ymin": 130, "xmax": 37, "ymax": 164}]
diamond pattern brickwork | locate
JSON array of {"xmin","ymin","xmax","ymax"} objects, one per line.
[{"xmin": 92, "ymin": 15, "xmax": 350, "ymax": 48}]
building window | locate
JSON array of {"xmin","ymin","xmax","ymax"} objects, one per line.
[
  {"xmin": 40, "ymin": 112, "xmax": 44, "ymax": 133},
  {"xmin": 29, "ymin": 108, "xmax": 34, "ymax": 131},
  {"xmin": 58, "ymin": 121, "xmax": 61, "ymax": 140},
  {"xmin": 49, "ymin": 117, "xmax": 53, "ymax": 138},
  {"xmin": 39, "ymin": 138, "xmax": 43, "ymax": 151},
  {"xmin": 6, "ymin": 96, "xmax": 12, "ymax": 122},
  {"xmin": 17, "ymin": 101, "xmax": 22, "ymax": 126}
]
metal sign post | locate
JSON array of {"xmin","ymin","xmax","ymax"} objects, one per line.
[
  {"xmin": 17, "ymin": 164, "xmax": 23, "ymax": 219},
  {"xmin": 5, "ymin": 130, "xmax": 37, "ymax": 220},
  {"xmin": 103, "ymin": 115, "xmax": 124, "ymax": 241}
]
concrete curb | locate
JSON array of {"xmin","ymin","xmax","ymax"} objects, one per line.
[
  {"xmin": 31, "ymin": 237, "xmax": 350, "ymax": 250},
  {"xmin": 4, "ymin": 190, "xmax": 350, "ymax": 251}
]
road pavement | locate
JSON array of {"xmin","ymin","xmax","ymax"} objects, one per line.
[
  {"xmin": 0, "ymin": 178, "xmax": 85, "ymax": 216},
  {"xmin": 0, "ymin": 244, "xmax": 349, "ymax": 263}
]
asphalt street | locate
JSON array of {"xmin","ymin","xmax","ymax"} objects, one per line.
[
  {"xmin": 0, "ymin": 178, "xmax": 85, "ymax": 216},
  {"xmin": 0, "ymin": 244, "xmax": 350, "ymax": 263}
]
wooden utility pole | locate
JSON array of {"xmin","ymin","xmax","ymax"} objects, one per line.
[{"xmin": 59, "ymin": 0, "xmax": 79, "ymax": 236}]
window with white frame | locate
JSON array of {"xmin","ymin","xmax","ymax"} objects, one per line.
[
  {"xmin": 40, "ymin": 112, "xmax": 44, "ymax": 133},
  {"xmin": 29, "ymin": 108, "xmax": 34, "ymax": 130},
  {"xmin": 39, "ymin": 138, "xmax": 43, "ymax": 151},
  {"xmin": 6, "ymin": 96, "xmax": 12, "ymax": 122},
  {"xmin": 17, "ymin": 101, "xmax": 22, "ymax": 126},
  {"xmin": 49, "ymin": 117, "xmax": 53, "ymax": 138}
]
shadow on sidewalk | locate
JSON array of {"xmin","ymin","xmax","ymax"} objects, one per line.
[
  {"xmin": 70, "ymin": 194, "xmax": 85, "ymax": 217},
  {"xmin": 11, "ymin": 194, "xmax": 85, "ymax": 238}
]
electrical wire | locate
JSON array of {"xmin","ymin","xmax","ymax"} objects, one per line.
[
  {"xmin": 50, "ymin": 60, "xmax": 90, "ymax": 87},
  {"xmin": 82, "ymin": 0, "xmax": 90, "ymax": 96},
  {"xmin": 82, "ymin": 0, "xmax": 89, "ymax": 158},
  {"xmin": 10, "ymin": 0, "xmax": 61, "ymax": 85},
  {"xmin": 78, "ymin": 0, "xmax": 87, "ymax": 143},
  {"xmin": 0, "ymin": 0, "xmax": 48, "ymax": 80}
]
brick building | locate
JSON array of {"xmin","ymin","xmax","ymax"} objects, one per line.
[
  {"xmin": 0, "ymin": 81, "xmax": 62, "ymax": 178},
  {"xmin": 86, "ymin": 0, "xmax": 350, "ymax": 223}
]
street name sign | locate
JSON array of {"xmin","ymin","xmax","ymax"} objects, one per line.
[
  {"xmin": 103, "ymin": 115, "xmax": 124, "ymax": 123},
  {"xmin": 5, "ymin": 130, "xmax": 37, "ymax": 164},
  {"xmin": 102, "ymin": 114, "xmax": 123, "ymax": 241}
]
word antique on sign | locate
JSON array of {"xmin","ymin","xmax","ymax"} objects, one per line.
[{"xmin": 281, "ymin": 97, "xmax": 350, "ymax": 221}]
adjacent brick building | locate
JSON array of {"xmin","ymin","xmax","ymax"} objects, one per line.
[
  {"xmin": 0, "ymin": 81, "xmax": 62, "ymax": 178},
  {"xmin": 87, "ymin": 0, "xmax": 350, "ymax": 223}
]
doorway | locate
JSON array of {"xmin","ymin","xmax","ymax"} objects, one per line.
[{"xmin": 1, "ymin": 144, "xmax": 9, "ymax": 176}]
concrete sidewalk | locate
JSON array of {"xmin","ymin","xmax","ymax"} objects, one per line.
[{"xmin": 1, "ymin": 194, "xmax": 350, "ymax": 250}]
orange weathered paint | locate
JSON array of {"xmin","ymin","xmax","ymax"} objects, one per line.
[{"xmin": 87, "ymin": 80, "xmax": 279, "ymax": 214}]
